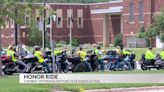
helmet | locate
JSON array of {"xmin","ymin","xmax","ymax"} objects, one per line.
[{"xmin": 34, "ymin": 46, "xmax": 41, "ymax": 50}]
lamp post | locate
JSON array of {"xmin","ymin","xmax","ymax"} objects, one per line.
[
  {"xmin": 43, "ymin": 0, "xmax": 46, "ymax": 50},
  {"xmin": 0, "ymin": 28, "xmax": 2, "ymax": 75},
  {"xmin": 14, "ymin": 8, "xmax": 18, "ymax": 46},
  {"xmin": 49, "ymin": 15, "xmax": 56, "ymax": 73}
]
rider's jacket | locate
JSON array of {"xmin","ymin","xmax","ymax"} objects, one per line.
[
  {"xmin": 160, "ymin": 51, "xmax": 164, "ymax": 60},
  {"xmin": 123, "ymin": 50, "xmax": 132, "ymax": 55},
  {"xmin": 7, "ymin": 50, "xmax": 17, "ymax": 62},
  {"xmin": 95, "ymin": 49, "xmax": 102, "ymax": 59},
  {"xmin": 76, "ymin": 51, "xmax": 87, "ymax": 61},
  {"xmin": 54, "ymin": 50, "xmax": 62, "ymax": 56},
  {"xmin": 34, "ymin": 51, "xmax": 44, "ymax": 63},
  {"xmin": 145, "ymin": 50, "xmax": 155, "ymax": 60}
]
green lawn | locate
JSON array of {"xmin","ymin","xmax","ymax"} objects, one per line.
[
  {"xmin": 0, "ymin": 76, "xmax": 53, "ymax": 92},
  {"xmin": 1, "ymin": 70, "xmax": 164, "ymax": 92}
]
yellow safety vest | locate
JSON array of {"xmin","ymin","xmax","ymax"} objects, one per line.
[
  {"xmin": 160, "ymin": 51, "xmax": 164, "ymax": 60},
  {"xmin": 95, "ymin": 49, "xmax": 102, "ymax": 59},
  {"xmin": 145, "ymin": 50, "xmax": 155, "ymax": 60},
  {"xmin": 80, "ymin": 51, "xmax": 87, "ymax": 61},
  {"xmin": 34, "ymin": 51, "xmax": 44, "ymax": 63},
  {"xmin": 7, "ymin": 50, "xmax": 17, "ymax": 62},
  {"xmin": 123, "ymin": 50, "xmax": 132, "ymax": 55},
  {"xmin": 54, "ymin": 50, "xmax": 62, "ymax": 55}
]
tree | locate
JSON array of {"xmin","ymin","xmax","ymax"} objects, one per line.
[
  {"xmin": 147, "ymin": 10, "xmax": 164, "ymax": 47},
  {"xmin": 0, "ymin": 0, "xmax": 38, "ymax": 75}
]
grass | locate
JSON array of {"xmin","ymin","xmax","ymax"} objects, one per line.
[
  {"xmin": 1, "ymin": 70, "xmax": 164, "ymax": 92},
  {"xmin": 0, "ymin": 76, "xmax": 54, "ymax": 92}
]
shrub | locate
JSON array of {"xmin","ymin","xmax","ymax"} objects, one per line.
[
  {"xmin": 114, "ymin": 34, "xmax": 123, "ymax": 47},
  {"xmin": 58, "ymin": 40, "xmax": 67, "ymax": 45},
  {"xmin": 56, "ymin": 44, "xmax": 64, "ymax": 47},
  {"xmin": 66, "ymin": 38, "xmax": 79, "ymax": 47}
]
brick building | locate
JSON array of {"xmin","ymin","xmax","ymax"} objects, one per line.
[{"xmin": 1, "ymin": 0, "xmax": 164, "ymax": 47}]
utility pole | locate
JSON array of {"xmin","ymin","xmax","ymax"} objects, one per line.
[
  {"xmin": 14, "ymin": 8, "xmax": 18, "ymax": 46},
  {"xmin": 50, "ymin": 15, "xmax": 56, "ymax": 73},
  {"xmin": 43, "ymin": 0, "xmax": 46, "ymax": 50},
  {"xmin": 69, "ymin": 7, "xmax": 72, "ymax": 53},
  {"xmin": 0, "ymin": 28, "xmax": 2, "ymax": 75}
]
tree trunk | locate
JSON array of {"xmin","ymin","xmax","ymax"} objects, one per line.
[{"xmin": 0, "ymin": 28, "xmax": 2, "ymax": 76}]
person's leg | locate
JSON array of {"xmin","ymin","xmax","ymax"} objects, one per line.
[
  {"xmin": 42, "ymin": 60, "xmax": 51, "ymax": 73},
  {"xmin": 56, "ymin": 61, "xmax": 62, "ymax": 73},
  {"xmin": 108, "ymin": 62, "xmax": 113, "ymax": 70},
  {"xmin": 97, "ymin": 59, "xmax": 105, "ymax": 71},
  {"xmin": 124, "ymin": 60, "xmax": 132, "ymax": 70},
  {"xmin": 17, "ymin": 60, "xmax": 27, "ymax": 72}
]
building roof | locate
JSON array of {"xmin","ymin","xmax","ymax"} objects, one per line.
[{"xmin": 91, "ymin": 6, "xmax": 123, "ymax": 14}]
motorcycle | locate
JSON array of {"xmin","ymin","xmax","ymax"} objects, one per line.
[
  {"xmin": 140, "ymin": 54, "xmax": 164, "ymax": 70},
  {"xmin": 1, "ymin": 54, "xmax": 28, "ymax": 75}
]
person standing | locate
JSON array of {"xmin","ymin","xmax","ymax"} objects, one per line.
[{"xmin": 95, "ymin": 46, "xmax": 105, "ymax": 71}]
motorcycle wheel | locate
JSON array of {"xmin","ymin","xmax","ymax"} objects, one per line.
[
  {"xmin": 141, "ymin": 64, "xmax": 147, "ymax": 70},
  {"xmin": 156, "ymin": 64, "xmax": 162, "ymax": 70},
  {"xmin": 3, "ymin": 70, "xmax": 13, "ymax": 75},
  {"xmin": 73, "ymin": 63, "xmax": 85, "ymax": 72}
]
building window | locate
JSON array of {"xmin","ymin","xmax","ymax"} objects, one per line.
[
  {"xmin": 139, "ymin": 0, "xmax": 144, "ymax": 22},
  {"xmin": 79, "ymin": 17, "xmax": 82, "ymax": 26},
  {"xmin": 10, "ymin": 19, "xmax": 14, "ymax": 28},
  {"xmin": 130, "ymin": 0, "xmax": 134, "ymax": 23},
  {"xmin": 67, "ymin": 9, "xmax": 73, "ymax": 28},
  {"xmin": 25, "ymin": 16, "xmax": 30, "ymax": 25},
  {"xmin": 77, "ymin": 9, "xmax": 83, "ymax": 28},
  {"xmin": 56, "ymin": 9, "xmax": 63, "ymax": 28},
  {"xmin": 36, "ymin": 17, "xmax": 40, "ymax": 24},
  {"xmin": 47, "ymin": 16, "xmax": 50, "ymax": 25},
  {"xmin": 57, "ymin": 17, "xmax": 61, "ymax": 25}
]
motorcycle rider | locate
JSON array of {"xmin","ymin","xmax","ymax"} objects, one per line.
[
  {"xmin": 116, "ymin": 45, "xmax": 122, "ymax": 55},
  {"xmin": 76, "ymin": 47, "xmax": 92, "ymax": 72},
  {"xmin": 160, "ymin": 48, "xmax": 164, "ymax": 61},
  {"xmin": 54, "ymin": 50, "xmax": 68, "ymax": 73},
  {"xmin": 34, "ymin": 46, "xmax": 51, "ymax": 73},
  {"xmin": 95, "ymin": 46, "xmax": 105, "ymax": 71},
  {"xmin": 122, "ymin": 49, "xmax": 133, "ymax": 70},
  {"xmin": 7, "ymin": 45, "xmax": 27, "ymax": 72},
  {"xmin": 145, "ymin": 47, "xmax": 155, "ymax": 65}
]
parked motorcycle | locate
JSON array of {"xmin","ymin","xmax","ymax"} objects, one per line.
[{"xmin": 140, "ymin": 54, "xmax": 164, "ymax": 70}]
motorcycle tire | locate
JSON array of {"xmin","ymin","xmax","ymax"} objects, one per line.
[
  {"xmin": 141, "ymin": 64, "xmax": 147, "ymax": 70},
  {"xmin": 73, "ymin": 63, "xmax": 85, "ymax": 72}
]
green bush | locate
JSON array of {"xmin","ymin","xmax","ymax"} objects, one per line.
[
  {"xmin": 66, "ymin": 38, "xmax": 79, "ymax": 46},
  {"xmin": 114, "ymin": 34, "xmax": 123, "ymax": 47},
  {"xmin": 56, "ymin": 44, "xmax": 65, "ymax": 47},
  {"xmin": 58, "ymin": 40, "xmax": 67, "ymax": 45}
]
